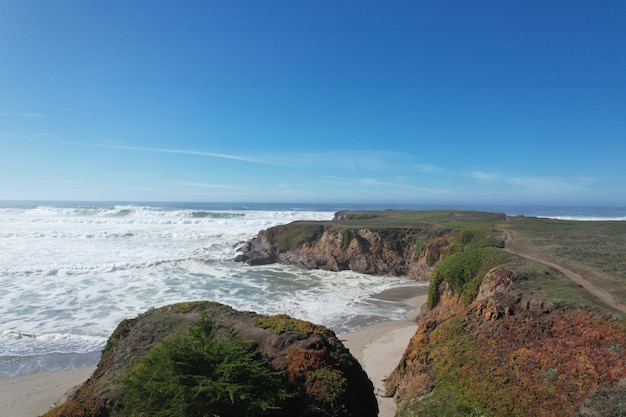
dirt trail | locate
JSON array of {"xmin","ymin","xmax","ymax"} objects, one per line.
[{"xmin": 501, "ymin": 229, "xmax": 626, "ymax": 314}]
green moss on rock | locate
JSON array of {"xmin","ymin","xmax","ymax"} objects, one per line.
[
  {"xmin": 427, "ymin": 248, "xmax": 512, "ymax": 307},
  {"xmin": 265, "ymin": 223, "xmax": 324, "ymax": 252},
  {"xmin": 256, "ymin": 314, "xmax": 332, "ymax": 337}
]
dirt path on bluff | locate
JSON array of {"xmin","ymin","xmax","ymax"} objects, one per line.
[{"xmin": 501, "ymin": 229, "xmax": 626, "ymax": 314}]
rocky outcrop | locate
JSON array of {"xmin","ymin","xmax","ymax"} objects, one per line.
[
  {"xmin": 385, "ymin": 267, "xmax": 626, "ymax": 417},
  {"xmin": 474, "ymin": 267, "xmax": 555, "ymax": 320},
  {"xmin": 234, "ymin": 229, "xmax": 280, "ymax": 266},
  {"xmin": 43, "ymin": 301, "xmax": 377, "ymax": 417},
  {"xmin": 235, "ymin": 225, "xmax": 446, "ymax": 280}
]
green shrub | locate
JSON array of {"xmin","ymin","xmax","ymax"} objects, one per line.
[
  {"xmin": 428, "ymin": 248, "xmax": 511, "ymax": 307},
  {"xmin": 340, "ymin": 229, "xmax": 352, "ymax": 249},
  {"xmin": 397, "ymin": 391, "xmax": 494, "ymax": 417},
  {"xmin": 305, "ymin": 368, "xmax": 348, "ymax": 411},
  {"xmin": 413, "ymin": 236, "xmax": 427, "ymax": 260},
  {"xmin": 122, "ymin": 318, "xmax": 291, "ymax": 417},
  {"xmin": 342, "ymin": 213, "xmax": 379, "ymax": 221},
  {"xmin": 444, "ymin": 227, "xmax": 504, "ymax": 256},
  {"xmin": 256, "ymin": 314, "xmax": 331, "ymax": 337},
  {"xmin": 266, "ymin": 223, "xmax": 324, "ymax": 252}
]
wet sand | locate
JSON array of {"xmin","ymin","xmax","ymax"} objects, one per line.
[{"xmin": 0, "ymin": 366, "xmax": 96, "ymax": 417}]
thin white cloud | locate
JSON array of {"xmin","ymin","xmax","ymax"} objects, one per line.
[
  {"xmin": 169, "ymin": 181, "xmax": 244, "ymax": 190},
  {"xmin": 413, "ymin": 163, "xmax": 443, "ymax": 173},
  {"xmin": 319, "ymin": 175, "xmax": 356, "ymax": 183},
  {"xmin": 168, "ymin": 180, "xmax": 315, "ymax": 200},
  {"xmin": 124, "ymin": 185, "xmax": 161, "ymax": 193},
  {"xmin": 0, "ymin": 112, "xmax": 42, "ymax": 118},
  {"xmin": 468, "ymin": 170, "xmax": 599, "ymax": 194},
  {"xmin": 320, "ymin": 175, "xmax": 448, "ymax": 195},
  {"xmin": 359, "ymin": 177, "xmax": 442, "ymax": 193},
  {"xmin": 42, "ymin": 179, "xmax": 85, "ymax": 185},
  {"xmin": 471, "ymin": 171, "xmax": 499, "ymax": 181},
  {"xmin": 509, "ymin": 176, "xmax": 596, "ymax": 194},
  {"xmin": 95, "ymin": 143, "xmax": 266, "ymax": 164},
  {"xmin": 266, "ymin": 150, "xmax": 413, "ymax": 172}
]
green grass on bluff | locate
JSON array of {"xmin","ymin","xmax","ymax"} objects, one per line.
[
  {"xmin": 506, "ymin": 216, "xmax": 626, "ymax": 285},
  {"xmin": 309, "ymin": 210, "xmax": 626, "ymax": 311}
]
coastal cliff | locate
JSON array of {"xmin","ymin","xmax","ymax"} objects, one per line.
[
  {"xmin": 235, "ymin": 225, "xmax": 434, "ymax": 279},
  {"xmin": 235, "ymin": 210, "xmax": 505, "ymax": 280},
  {"xmin": 43, "ymin": 301, "xmax": 377, "ymax": 417}
]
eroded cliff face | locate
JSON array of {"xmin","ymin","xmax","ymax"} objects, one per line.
[
  {"xmin": 385, "ymin": 268, "xmax": 626, "ymax": 417},
  {"xmin": 235, "ymin": 226, "xmax": 448, "ymax": 280}
]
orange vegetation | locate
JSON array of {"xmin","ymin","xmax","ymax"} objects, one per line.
[{"xmin": 390, "ymin": 307, "xmax": 626, "ymax": 416}]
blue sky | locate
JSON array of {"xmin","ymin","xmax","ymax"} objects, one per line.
[{"xmin": 1, "ymin": 1, "xmax": 624, "ymax": 205}]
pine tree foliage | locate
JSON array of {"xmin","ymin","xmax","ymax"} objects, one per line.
[{"xmin": 122, "ymin": 318, "xmax": 291, "ymax": 417}]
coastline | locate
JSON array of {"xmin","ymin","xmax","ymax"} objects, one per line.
[{"xmin": 0, "ymin": 285, "xmax": 426, "ymax": 417}]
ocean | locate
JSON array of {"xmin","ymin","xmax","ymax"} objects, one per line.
[{"xmin": 1, "ymin": 201, "xmax": 624, "ymax": 378}]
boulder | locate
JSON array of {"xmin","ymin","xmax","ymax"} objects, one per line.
[{"xmin": 43, "ymin": 301, "xmax": 377, "ymax": 417}]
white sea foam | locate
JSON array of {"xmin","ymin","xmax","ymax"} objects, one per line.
[
  {"xmin": 0, "ymin": 331, "xmax": 106, "ymax": 356},
  {"xmin": 0, "ymin": 203, "xmax": 423, "ymax": 377},
  {"xmin": 538, "ymin": 215, "xmax": 626, "ymax": 221},
  {"xmin": 0, "ymin": 206, "xmax": 329, "ymax": 277}
]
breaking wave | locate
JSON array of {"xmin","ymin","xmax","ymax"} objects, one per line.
[{"xmin": 0, "ymin": 202, "xmax": 426, "ymax": 377}]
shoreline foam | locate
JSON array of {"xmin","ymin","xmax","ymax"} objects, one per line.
[{"xmin": 0, "ymin": 285, "xmax": 427, "ymax": 417}]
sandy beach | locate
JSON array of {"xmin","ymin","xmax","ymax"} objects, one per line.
[
  {"xmin": 340, "ymin": 286, "xmax": 426, "ymax": 417},
  {"xmin": 0, "ymin": 366, "xmax": 96, "ymax": 417},
  {"xmin": 0, "ymin": 285, "xmax": 426, "ymax": 417}
]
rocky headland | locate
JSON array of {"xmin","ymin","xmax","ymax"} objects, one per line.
[{"xmin": 235, "ymin": 210, "xmax": 504, "ymax": 280}]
